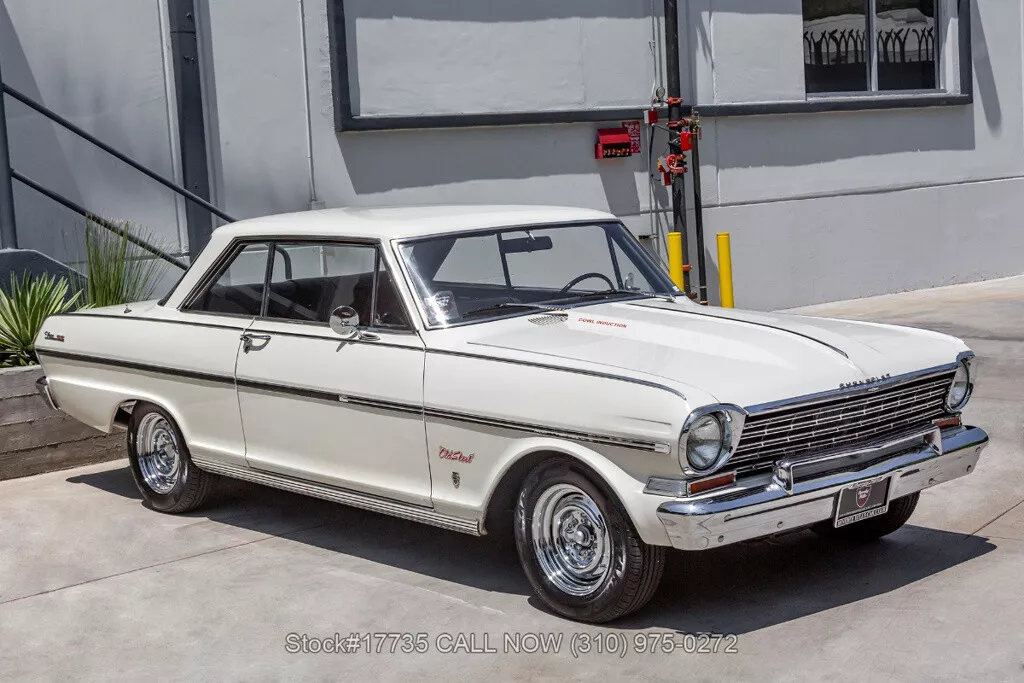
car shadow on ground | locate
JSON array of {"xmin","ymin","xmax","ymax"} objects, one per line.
[{"xmin": 68, "ymin": 465, "xmax": 995, "ymax": 634}]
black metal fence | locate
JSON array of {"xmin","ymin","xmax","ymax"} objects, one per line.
[
  {"xmin": 804, "ymin": 27, "xmax": 936, "ymax": 65},
  {"xmin": 804, "ymin": 26, "xmax": 937, "ymax": 92}
]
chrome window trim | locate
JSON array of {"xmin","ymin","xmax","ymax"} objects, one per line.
[
  {"xmin": 178, "ymin": 235, "xmax": 419, "ymax": 333},
  {"xmin": 743, "ymin": 360, "xmax": 963, "ymax": 416}
]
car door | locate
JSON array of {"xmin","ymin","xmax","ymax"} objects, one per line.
[
  {"xmin": 233, "ymin": 239, "xmax": 431, "ymax": 506},
  {"xmin": 173, "ymin": 241, "xmax": 271, "ymax": 467}
]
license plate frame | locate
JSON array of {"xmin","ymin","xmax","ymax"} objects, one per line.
[{"xmin": 834, "ymin": 476, "xmax": 892, "ymax": 528}]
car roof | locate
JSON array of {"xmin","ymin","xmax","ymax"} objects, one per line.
[{"xmin": 214, "ymin": 205, "xmax": 619, "ymax": 241}]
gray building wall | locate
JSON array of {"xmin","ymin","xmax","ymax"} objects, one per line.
[
  {"xmin": 1, "ymin": 0, "xmax": 1021, "ymax": 310},
  {"xmin": 0, "ymin": 0, "xmax": 187, "ymax": 266}
]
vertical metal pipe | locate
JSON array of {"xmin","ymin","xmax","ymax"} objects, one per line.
[
  {"xmin": 168, "ymin": 0, "xmax": 214, "ymax": 259},
  {"xmin": 298, "ymin": 0, "xmax": 318, "ymax": 208},
  {"xmin": 663, "ymin": 0, "xmax": 690, "ymax": 293},
  {"xmin": 0, "ymin": 59, "xmax": 17, "ymax": 250},
  {"xmin": 691, "ymin": 124, "xmax": 708, "ymax": 304}
]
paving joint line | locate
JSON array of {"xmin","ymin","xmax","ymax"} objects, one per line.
[
  {"xmin": 966, "ymin": 498, "xmax": 1024, "ymax": 539},
  {"xmin": 0, "ymin": 522, "xmax": 326, "ymax": 607}
]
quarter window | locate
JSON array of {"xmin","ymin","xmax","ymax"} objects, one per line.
[
  {"xmin": 186, "ymin": 243, "xmax": 270, "ymax": 317},
  {"xmin": 803, "ymin": 0, "xmax": 939, "ymax": 94}
]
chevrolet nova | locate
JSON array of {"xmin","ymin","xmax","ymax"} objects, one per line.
[{"xmin": 33, "ymin": 206, "xmax": 987, "ymax": 623}]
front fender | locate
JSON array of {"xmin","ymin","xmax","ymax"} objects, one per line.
[{"xmin": 431, "ymin": 435, "xmax": 673, "ymax": 547}]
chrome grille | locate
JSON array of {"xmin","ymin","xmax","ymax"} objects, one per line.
[{"xmin": 731, "ymin": 371, "xmax": 955, "ymax": 473}]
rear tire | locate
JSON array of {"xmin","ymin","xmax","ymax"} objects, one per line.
[
  {"xmin": 127, "ymin": 403, "xmax": 216, "ymax": 514},
  {"xmin": 813, "ymin": 492, "xmax": 920, "ymax": 543},
  {"xmin": 514, "ymin": 458, "xmax": 665, "ymax": 623}
]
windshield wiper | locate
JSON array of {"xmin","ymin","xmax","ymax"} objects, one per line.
[{"xmin": 460, "ymin": 302, "xmax": 566, "ymax": 320}]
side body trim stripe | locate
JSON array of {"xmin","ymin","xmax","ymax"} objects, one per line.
[{"xmin": 37, "ymin": 350, "xmax": 668, "ymax": 453}]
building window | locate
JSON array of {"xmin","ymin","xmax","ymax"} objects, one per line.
[{"xmin": 803, "ymin": 0, "xmax": 939, "ymax": 95}]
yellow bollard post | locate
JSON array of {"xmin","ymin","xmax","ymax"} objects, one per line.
[
  {"xmin": 716, "ymin": 232, "xmax": 734, "ymax": 308},
  {"xmin": 667, "ymin": 232, "xmax": 685, "ymax": 290}
]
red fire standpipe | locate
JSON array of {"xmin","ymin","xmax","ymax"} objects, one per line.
[{"xmin": 663, "ymin": 0, "xmax": 689, "ymax": 294}]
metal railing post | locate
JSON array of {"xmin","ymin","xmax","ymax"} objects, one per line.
[{"xmin": 0, "ymin": 59, "xmax": 18, "ymax": 249}]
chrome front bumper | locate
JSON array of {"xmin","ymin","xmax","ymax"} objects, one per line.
[{"xmin": 657, "ymin": 425, "xmax": 988, "ymax": 551}]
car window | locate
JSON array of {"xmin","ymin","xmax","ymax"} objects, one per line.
[
  {"xmin": 503, "ymin": 224, "xmax": 617, "ymax": 290},
  {"xmin": 264, "ymin": 243, "xmax": 410, "ymax": 329},
  {"xmin": 186, "ymin": 243, "xmax": 270, "ymax": 316},
  {"xmin": 434, "ymin": 235, "xmax": 506, "ymax": 286},
  {"xmin": 399, "ymin": 222, "xmax": 677, "ymax": 326}
]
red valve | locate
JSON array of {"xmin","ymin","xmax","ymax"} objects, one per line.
[{"xmin": 658, "ymin": 154, "xmax": 688, "ymax": 180}]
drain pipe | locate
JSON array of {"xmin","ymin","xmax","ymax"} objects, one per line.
[
  {"xmin": 663, "ymin": 0, "xmax": 689, "ymax": 294},
  {"xmin": 297, "ymin": 0, "xmax": 320, "ymax": 209}
]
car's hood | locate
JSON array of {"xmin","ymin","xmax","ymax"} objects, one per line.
[{"xmin": 458, "ymin": 299, "xmax": 967, "ymax": 408}]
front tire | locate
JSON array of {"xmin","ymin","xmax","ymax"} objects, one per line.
[
  {"xmin": 813, "ymin": 492, "xmax": 920, "ymax": 543},
  {"xmin": 514, "ymin": 459, "xmax": 665, "ymax": 623},
  {"xmin": 127, "ymin": 403, "xmax": 216, "ymax": 513}
]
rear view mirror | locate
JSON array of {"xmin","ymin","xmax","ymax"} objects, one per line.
[
  {"xmin": 500, "ymin": 235, "xmax": 553, "ymax": 254},
  {"xmin": 329, "ymin": 306, "xmax": 360, "ymax": 340}
]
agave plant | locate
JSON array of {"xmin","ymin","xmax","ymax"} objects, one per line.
[
  {"xmin": 0, "ymin": 273, "xmax": 81, "ymax": 367},
  {"xmin": 77, "ymin": 218, "xmax": 166, "ymax": 308}
]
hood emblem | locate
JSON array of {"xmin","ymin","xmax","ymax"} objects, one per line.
[{"xmin": 839, "ymin": 374, "xmax": 891, "ymax": 390}]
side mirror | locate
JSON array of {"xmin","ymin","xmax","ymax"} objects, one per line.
[{"xmin": 329, "ymin": 305, "xmax": 360, "ymax": 340}]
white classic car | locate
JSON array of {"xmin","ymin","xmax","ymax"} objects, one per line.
[{"xmin": 34, "ymin": 206, "xmax": 987, "ymax": 623}]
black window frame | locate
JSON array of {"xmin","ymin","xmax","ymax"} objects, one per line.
[
  {"xmin": 804, "ymin": 0, "xmax": 942, "ymax": 96},
  {"xmin": 179, "ymin": 237, "xmax": 415, "ymax": 332},
  {"xmin": 695, "ymin": 0, "xmax": 971, "ymax": 118}
]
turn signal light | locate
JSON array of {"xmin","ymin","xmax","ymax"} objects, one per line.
[
  {"xmin": 686, "ymin": 471, "xmax": 737, "ymax": 495},
  {"xmin": 933, "ymin": 416, "xmax": 962, "ymax": 430}
]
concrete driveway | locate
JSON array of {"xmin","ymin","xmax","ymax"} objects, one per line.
[{"xmin": 2, "ymin": 278, "xmax": 1024, "ymax": 682}]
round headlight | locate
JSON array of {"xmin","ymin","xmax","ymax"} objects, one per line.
[
  {"xmin": 685, "ymin": 414, "xmax": 725, "ymax": 471},
  {"xmin": 945, "ymin": 360, "xmax": 973, "ymax": 411}
]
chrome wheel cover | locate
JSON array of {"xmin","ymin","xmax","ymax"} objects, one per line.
[
  {"xmin": 531, "ymin": 483, "xmax": 612, "ymax": 597},
  {"xmin": 136, "ymin": 413, "xmax": 182, "ymax": 494}
]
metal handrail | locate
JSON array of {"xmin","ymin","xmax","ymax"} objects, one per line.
[
  {"xmin": 1, "ymin": 83, "xmax": 235, "ymax": 224},
  {"xmin": 11, "ymin": 169, "xmax": 189, "ymax": 270}
]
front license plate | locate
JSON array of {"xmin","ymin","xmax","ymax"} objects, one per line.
[{"xmin": 834, "ymin": 477, "xmax": 891, "ymax": 528}]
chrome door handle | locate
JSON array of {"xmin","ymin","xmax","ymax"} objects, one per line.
[{"xmin": 241, "ymin": 333, "xmax": 271, "ymax": 353}]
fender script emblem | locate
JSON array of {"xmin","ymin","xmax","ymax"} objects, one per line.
[{"xmin": 439, "ymin": 446, "xmax": 474, "ymax": 464}]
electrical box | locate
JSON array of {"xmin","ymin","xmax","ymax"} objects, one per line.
[{"xmin": 595, "ymin": 128, "xmax": 633, "ymax": 159}]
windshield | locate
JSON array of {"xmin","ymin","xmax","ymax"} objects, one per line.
[{"xmin": 398, "ymin": 222, "xmax": 680, "ymax": 327}]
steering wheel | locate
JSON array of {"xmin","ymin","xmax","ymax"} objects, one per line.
[{"xmin": 559, "ymin": 272, "xmax": 615, "ymax": 294}]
